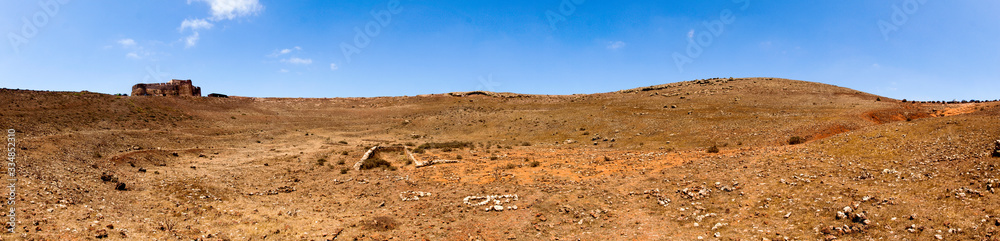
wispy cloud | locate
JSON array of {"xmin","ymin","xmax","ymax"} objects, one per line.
[
  {"xmin": 607, "ymin": 41, "xmax": 626, "ymax": 50},
  {"xmin": 118, "ymin": 39, "xmax": 136, "ymax": 48},
  {"xmin": 268, "ymin": 46, "xmax": 301, "ymax": 57},
  {"xmin": 279, "ymin": 69, "xmax": 289, "ymax": 73},
  {"xmin": 687, "ymin": 29, "xmax": 695, "ymax": 39},
  {"xmin": 180, "ymin": 18, "xmax": 214, "ymax": 32},
  {"xmin": 330, "ymin": 63, "xmax": 339, "ymax": 71},
  {"xmin": 185, "ymin": 32, "xmax": 200, "ymax": 48},
  {"xmin": 281, "ymin": 57, "xmax": 312, "ymax": 65},
  {"xmin": 116, "ymin": 38, "xmax": 152, "ymax": 59},
  {"xmin": 188, "ymin": 0, "xmax": 265, "ymax": 21}
]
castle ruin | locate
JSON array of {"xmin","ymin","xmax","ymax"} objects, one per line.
[{"xmin": 132, "ymin": 79, "xmax": 202, "ymax": 97}]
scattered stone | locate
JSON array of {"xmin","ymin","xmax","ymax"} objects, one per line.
[
  {"xmin": 711, "ymin": 223, "xmax": 728, "ymax": 230},
  {"xmin": 953, "ymin": 187, "xmax": 984, "ymax": 199},
  {"xmin": 629, "ymin": 189, "xmax": 671, "ymax": 206},
  {"xmin": 95, "ymin": 229, "xmax": 108, "ymax": 239},
  {"xmin": 852, "ymin": 212, "xmax": 869, "ymax": 225},
  {"xmin": 836, "ymin": 211, "xmax": 847, "ymax": 220}
]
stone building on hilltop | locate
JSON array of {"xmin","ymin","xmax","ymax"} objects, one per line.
[{"xmin": 132, "ymin": 79, "xmax": 202, "ymax": 97}]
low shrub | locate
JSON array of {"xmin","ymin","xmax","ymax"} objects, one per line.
[
  {"xmin": 788, "ymin": 136, "xmax": 805, "ymax": 145},
  {"xmin": 707, "ymin": 146, "xmax": 720, "ymax": 153},
  {"xmin": 359, "ymin": 158, "xmax": 395, "ymax": 171},
  {"xmin": 417, "ymin": 141, "xmax": 473, "ymax": 150},
  {"xmin": 363, "ymin": 216, "xmax": 398, "ymax": 231}
]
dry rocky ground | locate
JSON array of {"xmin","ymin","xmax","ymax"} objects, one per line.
[{"xmin": 1, "ymin": 77, "xmax": 999, "ymax": 240}]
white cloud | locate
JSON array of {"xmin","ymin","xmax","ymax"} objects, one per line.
[
  {"xmin": 178, "ymin": 0, "xmax": 262, "ymax": 49},
  {"xmin": 189, "ymin": 0, "xmax": 264, "ymax": 21},
  {"xmin": 185, "ymin": 32, "xmax": 200, "ymax": 48},
  {"xmin": 687, "ymin": 29, "xmax": 695, "ymax": 39},
  {"xmin": 126, "ymin": 52, "xmax": 141, "ymax": 59},
  {"xmin": 330, "ymin": 63, "xmax": 339, "ymax": 71},
  {"xmin": 872, "ymin": 63, "xmax": 881, "ymax": 68},
  {"xmin": 268, "ymin": 46, "xmax": 301, "ymax": 57},
  {"xmin": 118, "ymin": 39, "xmax": 136, "ymax": 48},
  {"xmin": 180, "ymin": 18, "xmax": 213, "ymax": 32},
  {"xmin": 281, "ymin": 57, "xmax": 312, "ymax": 65},
  {"xmin": 607, "ymin": 41, "xmax": 626, "ymax": 50},
  {"xmin": 279, "ymin": 69, "xmax": 289, "ymax": 73}
]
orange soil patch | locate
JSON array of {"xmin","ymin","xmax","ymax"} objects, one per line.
[
  {"xmin": 804, "ymin": 124, "xmax": 853, "ymax": 143},
  {"xmin": 938, "ymin": 103, "xmax": 980, "ymax": 117},
  {"xmin": 863, "ymin": 105, "xmax": 934, "ymax": 124}
]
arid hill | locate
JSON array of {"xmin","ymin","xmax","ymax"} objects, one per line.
[{"xmin": 1, "ymin": 77, "xmax": 998, "ymax": 240}]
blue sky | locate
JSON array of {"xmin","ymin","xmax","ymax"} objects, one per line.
[{"xmin": 1, "ymin": 0, "xmax": 997, "ymax": 100}]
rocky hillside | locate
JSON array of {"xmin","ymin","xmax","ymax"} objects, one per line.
[{"xmin": 1, "ymin": 77, "xmax": 997, "ymax": 240}]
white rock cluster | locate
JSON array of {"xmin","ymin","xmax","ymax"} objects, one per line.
[
  {"xmin": 463, "ymin": 194, "xmax": 519, "ymax": 212},
  {"xmin": 399, "ymin": 191, "xmax": 432, "ymax": 201}
]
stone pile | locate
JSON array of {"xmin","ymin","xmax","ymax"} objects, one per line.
[
  {"xmin": 399, "ymin": 191, "xmax": 432, "ymax": 201},
  {"xmin": 678, "ymin": 186, "xmax": 711, "ymax": 200},
  {"xmin": 415, "ymin": 159, "xmax": 459, "ymax": 168},
  {"xmin": 354, "ymin": 145, "xmax": 417, "ymax": 170},
  {"xmin": 462, "ymin": 194, "xmax": 519, "ymax": 212}
]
